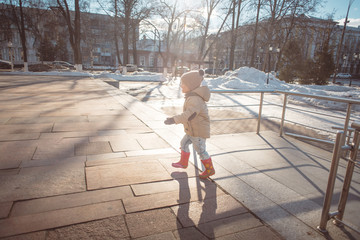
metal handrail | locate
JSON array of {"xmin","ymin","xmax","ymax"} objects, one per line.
[
  {"xmin": 210, "ymin": 89, "xmax": 360, "ymax": 145},
  {"xmin": 317, "ymin": 122, "xmax": 360, "ymax": 234}
]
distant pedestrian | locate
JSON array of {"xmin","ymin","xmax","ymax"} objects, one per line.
[{"xmin": 164, "ymin": 69, "xmax": 215, "ymax": 179}]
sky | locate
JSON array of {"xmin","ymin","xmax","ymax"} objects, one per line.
[
  {"xmin": 89, "ymin": 0, "xmax": 360, "ymax": 28},
  {"xmin": 315, "ymin": 0, "xmax": 360, "ymax": 27}
]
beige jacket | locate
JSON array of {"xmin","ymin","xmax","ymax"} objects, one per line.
[{"xmin": 173, "ymin": 86, "xmax": 211, "ymax": 138}]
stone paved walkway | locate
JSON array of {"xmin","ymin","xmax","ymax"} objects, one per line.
[{"xmin": 0, "ymin": 75, "xmax": 282, "ymax": 239}]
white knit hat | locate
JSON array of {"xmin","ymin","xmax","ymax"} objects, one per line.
[{"xmin": 181, "ymin": 70, "xmax": 204, "ymax": 91}]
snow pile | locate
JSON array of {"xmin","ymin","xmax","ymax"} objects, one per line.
[
  {"xmin": 207, "ymin": 67, "xmax": 290, "ymax": 90},
  {"xmin": 205, "ymin": 67, "xmax": 360, "ymax": 111}
]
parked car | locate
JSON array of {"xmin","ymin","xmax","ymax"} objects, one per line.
[
  {"xmin": 125, "ymin": 64, "xmax": 138, "ymax": 72},
  {"xmin": 52, "ymin": 61, "xmax": 75, "ymax": 69},
  {"xmin": 0, "ymin": 59, "xmax": 12, "ymax": 69},
  {"xmin": 336, "ymin": 73, "xmax": 352, "ymax": 78},
  {"xmin": 176, "ymin": 66, "xmax": 190, "ymax": 75},
  {"xmin": 204, "ymin": 68, "xmax": 222, "ymax": 75}
]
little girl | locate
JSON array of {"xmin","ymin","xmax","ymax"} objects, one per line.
[{"xmin": 164, "ymin": 69, "xmax": 215, "ymax": 179}]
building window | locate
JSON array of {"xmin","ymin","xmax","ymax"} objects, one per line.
[
  {"xmin": 140, "ymin": 56, "xmax": 145, "ymax": 66},
  {"xmin": 149, "ymin": 55, "xmax": 154, "ymax": 67},
  {"xmin": 157, "ymin": 57, "xmax": 162, "ymax": 67}
]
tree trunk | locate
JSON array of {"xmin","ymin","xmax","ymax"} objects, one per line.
[
  {"xmin": 229, "ymin": 0, "xmax": 242, "ymax": 70},
  {"xmin": 74, "ymin": 0, "xmax": 82, "ymax": 69},
  {"xmin": 57, "ymin": 0, "xmax": 82, "ymax": 70},
  {"xmin": 132, "ymin": 23, "xmax": 138, "ymax": 65},
  {"xmin": 10, "ymin": 0, "xmax": 28, "ymax": 71},
  {"xmin": 114, "ymin": 0, "xmax": 122, "ymax": 66},
  {"xmin": 250, "ymin": 0, "xmax": 261, "ymax": 68}
]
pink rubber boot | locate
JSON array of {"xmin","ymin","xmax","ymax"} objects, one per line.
[
  {"xmin": 172, "ymin": 150, "xmax": 190, "ymax": 168},
  {"xmin": 199, "ymin": 158, "xmax": 215, "ymax": 179}
]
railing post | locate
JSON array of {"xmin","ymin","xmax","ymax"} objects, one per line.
[
  {"xmin": 257, "ymin": 92, "xmax": 264, "ymax": 134},
  {"xmin": 343, "ymin": 103, "xmax": 352, "ymax": 153},
  {"xmin": 317, "ymin": 131, "xmax": 344, "ymax": 233},
  {"xmin": 334, "ymin": 122, "xmax": 360, "ymax": 224},
  {"xmin": 279, "ymin": 94, "xmax": 287, "ymax": 137}
]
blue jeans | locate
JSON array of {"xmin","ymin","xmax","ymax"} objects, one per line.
[{"xmin": 180, "ymin": 134, "xmax": 210, "ymax": 160}]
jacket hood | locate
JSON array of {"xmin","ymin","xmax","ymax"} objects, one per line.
[{"xmin": 189, "ymin": 86, "xmax": 211, "ymax": 102}]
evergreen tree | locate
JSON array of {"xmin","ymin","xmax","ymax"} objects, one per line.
[
  {"xmin": 38, "ymin": 36, "xmax": 55, "ymax": 61},
  {"xmin": 312, "ymin": 43, "xmax": 335, "ymax": 85},
  {"xmin": 54, "ymin": 37, "xmax": 69, "ymax": 61},
  {"xmin": 278, "ymin": 39, "xmax": 303, "ymax": 83}
]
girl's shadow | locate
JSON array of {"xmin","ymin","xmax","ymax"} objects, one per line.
[{"xmin": 171, "ymin": 171, "xmax": 216, "ymax": 239}]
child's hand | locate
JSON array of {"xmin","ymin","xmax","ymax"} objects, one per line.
[{"xmin": 164, "ymin": 118, "xmax": 175, "ymax": 125}]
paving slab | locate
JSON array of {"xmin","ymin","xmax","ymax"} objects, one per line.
[
  {"xmin": 33, "ymin": 138, "xmax": 83, "ymax": 160},
  {"xmin": 0, "ymin": 133, "xmax": 40, "ymax": 141},
  {"xmin": 172, "ymin": 194, "xmax": 248, "ymax": 228},
  {"xmin": 123, "ymin": 184, "xmax": 223, "ymax": 213},
  {"xmin": 0, "ymin": 141, "xmax": 37, "ymax": 169},
  {"xmin": 0, "ymin": 123, "xmax": 53, "ymax": 134},
  {"xmin": 135, "ymin": 132, "xmax": 170, "ymax": 149},
  {"xmin": 131, "ymin": 176, "xmax": 213, "ymax": 196},
  {"xmin": 5, "ymin": 116, "xmax": 89, "ymax": 124},
  {"xmin": 86, "ymin": 160, "xmax": 172, "ymax": 190},
  {"xmin": 46, "ymin": 215, "xmax": 129, "ymax": 240},
  {"xmin": 216, "ymin": 225, "xmax": 282, "ymax": 240},
  {"xmin": 0, "ymin": 200, "xmax": 125, "ymax": 238},
  {"xmin": 91, "ymin": 134, "xmax": 142, "ymax": 152},
  {"xmin": 0, "ymin": 202, "xmax": 12, "ymax": 219},
  {"xmin": 173, "ymin": 227, "xmax": 208, "ymax": 240},
  {"xmin": 74, "ymin": 141, "xmax": 112, "ymax": 156},
  {"xmin": 20, "ymin": 156, "xmax": 85, "ymax": 168},
  {"xmin": 124, "ymin": 147, "xmax": 177, "ymax": 157},
  {"xmin": 0, "ymin": 231, "xmax": 46, "ymax": 240},
  {"xmin": 135, "ymin": 231, "xmax": 176, "ymax": 240},
  {"xmin": 85, "ymin": 153, "xmax": 177, "ymax": 167},
  {"xmin": 11, "ymin": 186, "xmax": 133, "ymax": 217},
  {"xmin": 125, "ymin": 208, "xmax": 179, "ymax": 239},
  {"xmin": 0, "ymin": 157, "xmax": 86, "ymax": 202},
  {"xmin": 39, "ymin": 131, "xmax": 96, "ymax": 139},
  {"xmin": 87, "ymin": 114, "xmax": 138, "ymax": 122},
  {"xmin": 197, "ymin": 213, "xmax": 263, "ymax": 239}
]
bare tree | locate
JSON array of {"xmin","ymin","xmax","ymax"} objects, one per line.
[
  {"xmin": 260, "ymin": 0, "xmax": 321, "ymax": 71},
  {"xmin": 96, "ymin": 0, "xmax": 122, "ymax": 66},
  {"xmin": 249, "ymin": 0, "xmax": 262, "ymax": 67},
  {"xmin": 0, "ymin": 3, "xmax": 13, "ymax": 45},
  {"xmin": 56, "ymin": 0, "xmax": 82, "ymax": 70},
  {"xmin": 229, "ymin": 0, "xmax": 244, "ymax": 70},
  {"xmin": 197, "ymin": 0, "xmax": 221, "ymax": 61},
  {"xmin": 332, "ymin": 0, "xmax": 355, "ymax": 83},
  {"xmin": 98, "ymin": 0, "xmax": 154, "ymax": 66},
  {"xmin": 196, "ymin": 0, "xmax": 232, "ymax": 62},
  {"xmin": 156, "ymin": 0, "xmax": 184, "ymax": 72},
  {"xmin": 130, "ymin": 1, "xmax": 154, "ymax": 65},
  {"xmin": 8, "ymin": 0, "xmax": 29, "ymax": 71}
]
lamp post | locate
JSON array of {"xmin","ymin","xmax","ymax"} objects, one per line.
[
  {"xmin": 350, "ymin": 53, "xmax": 358, "ymax": 86},
  {"xmin": 353, "ymin": 53, "xmax": 358, "ymax": 73},
  {"xmin": 7, "ymin": 41, "xmax": 14, "ymax": 71},
  {"xmin": 342, "ymin": 55, "xmax": 347, "ymax": 73},
  {"xmin": 213, "ymin": 57, "xmax": 216, "ymax": 75},
  {"xmin": 275, "ymin": 47, "xmax": 280, "ymax": 73},
  {"xmin": 267, "ymin": 46, "xmax": 272, "ymax": 84}
]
